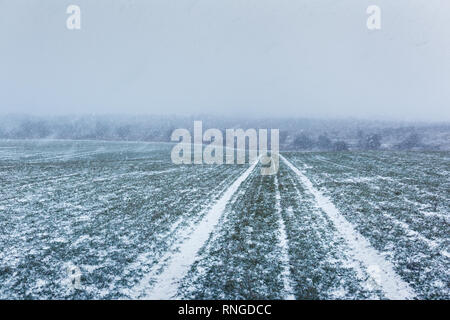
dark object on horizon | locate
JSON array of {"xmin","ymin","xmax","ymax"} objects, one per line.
[
  {"xmin": 333, "ymin": 141, "xmax": 349, "ymax": 151},
  {"xmin": 357, "ymin": 130, "xmax": 382, "ymax": 150},
  {"xmin": 317, "ymin": 134, "xmax": 333, "ymax": 150},
  {"xmin": 293, "ymin": 133, "xmax": 314, "ymax": 150},
  {"xmin": 365, "ymin": 134, "xmax": 382, "ymax": 150},
  {"xmin": 395, "ymin": 133, "xmax": 422, "ymax": 150}
]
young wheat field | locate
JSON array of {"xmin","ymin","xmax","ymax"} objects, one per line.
[{"xmin": 0, "ymin": 140, "xmax": 448, "ymax": 299}]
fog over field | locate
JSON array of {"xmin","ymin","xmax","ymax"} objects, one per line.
[
  {"xmin": 1, "ymin": 114, "xmax": 449, "ymax": 151},
  {"xmin": 1, "ymin": 0, "xmax": 450, "ymax": 121}
]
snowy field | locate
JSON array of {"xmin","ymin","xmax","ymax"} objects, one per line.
[{"xmin": 0, "ymin": 140, "xmax": 448, "ymax": 299}]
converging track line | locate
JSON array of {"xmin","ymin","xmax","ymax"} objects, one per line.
[
  {"xmin": 134, "ymin": 159, "xmax": 260, "ymax": 299},
  {"xmin": 280, "ymin": 155, "xmax": 417, "ymax": 300}
]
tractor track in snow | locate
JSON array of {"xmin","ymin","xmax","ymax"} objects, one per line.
[
  {"xmin": 129, "ymin": 159, "xmax": 260, "ymax": 299},
  {"xmin": 280, "ymin": 155, "xmax": 417, "ymax": 300},
  {"xmin": 274, "ymin": 176, "xmax": 295, "ymax": 300}
]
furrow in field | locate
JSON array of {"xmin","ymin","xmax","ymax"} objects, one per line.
[
  {"xmin": 280, "ymin": 155, "xmax": 417, "ymax": 300},
  {"xmin": 25, "ymin": 149, "xmax": 107, "ymax": 163},
  {"xmin": 382, "ymin": 216, "xmax": 450, "ymax": 258},
  {"xmin": 130, "ymin": 159, "xmax": 260, "ymax": 299},
  {"xmin": 318, "ymin": 152, "xmax": 449, "ymax": 206}
]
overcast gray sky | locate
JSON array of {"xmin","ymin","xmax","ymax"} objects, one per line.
[{"xmin": 0, "ymin": 0, "xmax": 449, "ymax": 121}]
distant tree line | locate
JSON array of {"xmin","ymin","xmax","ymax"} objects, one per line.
[
  {"xmin": 290, "ymin": 133, "xmax": 349, "ymax": 151},
  {"xmin": 0, "ymin": 115, "xmax": 447, "ymax": 151},
  {"xmin": 0, "ymin": 115, "xmax": 175, "ymax": 142},
  {"xmin": 287, "ymin": 131, "xmax": 432, "ymax": 151}
]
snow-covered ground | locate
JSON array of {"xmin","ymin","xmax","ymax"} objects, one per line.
[{"xmin": 0, "ymin": 140, "xmax": 448, "ymax": 299}]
